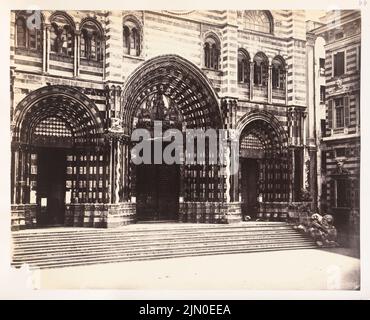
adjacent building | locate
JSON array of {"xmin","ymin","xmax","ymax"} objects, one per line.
[{"xmin": 308, "ymin": 10, "xmax": 361, "ymax": 247}]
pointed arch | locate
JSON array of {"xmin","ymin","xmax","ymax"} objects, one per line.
[
  {"xmin": 122, "ymin": 14, "xmax": 143, "ymax": 30},
  {"xmin": 49, "ymin": 12, "xmax": 75, "ymax": 56},
  {"xmin": 253, "ymin": 51, "xmax": 269, "ymax": 86},
  {"xmin": 203, "ymin": 32, "xmax": 221, "ymax": 70},
  {"xmin": 49, "ymin": 11, "xmax": 76, "ymax": 29},
  {"xmin": 121, "ymin": 54, "xmax": 223, "ymax": 133},
  {"xmin": 12, "ymin": 85, "xmax": 105, "ymax": 147},
  {"xmin": 123, "ymin": 14, "xmax": 143, "ymax": 57},
  {"xmin": 272, "ymin": 55, "xmax": 286, "ymax": 89},
  {"xmin": 238, "ymin": 48, "xmax": 251, "ymax": 83},
  {"xmin": 236, "ymin": 110, "xmax": 288, "ymax": 148},
  {"xmin": 237, "ymin": 110, "xmax": 289, "ymax": 203},
  {"xmin": 15, "ymin": 11, "xmax": 44, "ymax": 50},
  {"xmin": 80, "ymin": 18, "xmax": 104, "ymax": 61},
  {"xmin": 80, "ymin": 17, "xmax": 104, "ymax": 37}
]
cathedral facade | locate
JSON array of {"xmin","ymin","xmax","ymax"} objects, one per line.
[{"xmin": 10, "ymin": 10, "xmax": 336, "ymax": 230}]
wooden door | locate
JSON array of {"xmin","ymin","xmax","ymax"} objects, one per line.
[
  {"xmin": 37, "ymin": 149, "xmax": 66, "ymax": 226},
  {"xmin": 241, "ymin": 159, "xmax": 258, "ymax": 219},
  {"xmin": 136, "ymin": 164, "xmax": 179, "ymax": 221}
]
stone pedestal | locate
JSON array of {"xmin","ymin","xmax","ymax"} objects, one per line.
[
  {"xmin": 257, "ymin": 202, "xmax": 291, "ymax": 221},
  {"xmin": 179, "ymin": 201, "xmax": 242, "ymax": 224},
  {"xmin": 64, "ymin": 202, "xmax": 136, "ymax": 228},
  {"xmin": 11, "ymin": 204, "xmax": 37, "ymax": 230}
]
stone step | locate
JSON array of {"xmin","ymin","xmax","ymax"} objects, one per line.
[
  {"xmin": 14, "ymin": 237, "xmax": 314, "ymax": 256},
  {"xmin": 12, "ymin": 244, "xmax": 317, "ymax": 269},
  {"xmin": 12, "ymin": 225, "xmax": 296, "ymax": 240},
  {"xmin": 13, "ymin": 229, "xmax": 300, "ymax": 245},
  {"xmin": 13, "ymin": 240, "xmax": 316, "ymax": 262},
  {"xmin": 12, "ymin": 222, "xmax": 291, "ymax": 235},
  {"xmin": 12, "ymin": 222, "xmax": 317, "ymax": 269},
  {"xmin": 14, "ymin": 233, "xmax": 306, "ymax": 251}
]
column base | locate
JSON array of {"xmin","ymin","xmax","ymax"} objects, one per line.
[
  {"xmin": 65, "ymin": 202, "xmax": 136, "ymax": 228},
  {"xmin": 257, "ymin": 202, "xmax": 290, "ymax": 221},
  {"xmin": 11, "ymin": 204, "xmax": 37, "ymax": 230},
  {"xmin": 179, "ymin": 202, "xmax": 242, "ymax": 224}
]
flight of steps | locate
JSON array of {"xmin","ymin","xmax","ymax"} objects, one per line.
[{"xmin": 11, "ymin": 222, "xmax": 317, "ymax": 269}]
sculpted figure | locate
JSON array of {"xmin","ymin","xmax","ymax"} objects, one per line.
[{"xmin": 296, "ymin": 212, "xmax": 338, "ymax": 247}]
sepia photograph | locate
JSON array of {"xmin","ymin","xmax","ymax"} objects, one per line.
[{"xmin": 1, "ymin": 0, "xmax": 369, "ymax": 300}]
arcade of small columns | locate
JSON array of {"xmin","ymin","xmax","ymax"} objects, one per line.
[
  {"xmin": 35, "ymin": 21, "xmax": 289, "ymax": 104},
  {"xmin": 238, "ymin": 55, "xmax": 289, "ymax": 105},
  {"xmin": 40, "ymin": 23, "xmax": 106, "ymax": 77}
]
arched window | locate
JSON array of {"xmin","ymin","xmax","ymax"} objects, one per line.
[
  {"xmin": 253, "ymin": 52, "xmax": 268, "ymax": 86},
  {"xmin": 50, "ymin": 23, "xmax": 59, "ymax": 53},
  {"xmin": 204, "ymin": 43, "xmax": 210, "ymax": 68},
  {"xmin": 204, "ymin": 36, "xmax": 220, "ymax": 70},
  {"xmin": 123, "ymin": 26, "xmax": 130, "ymax": 54},
  {"xmin": 61, "ymin": 25, "xmax": 74, "ymax": 56},
  {"xmin": 16, "ymin": 17, "xmax": 27, "ymax": 48},
  {"xmin": 244, "ymin": 10, "xmax": 272, "ymax": 34},
  {"xmin": 131, "ymin": 28, "xmax": 140, "ymax": 56},
  {"xmin": 80, "ymin": 29, "xmax": 88, "ymax": 58},
  {"xmin": 91, "ymin": 35, "xmax": 97, "ymax": 60},
  {"xmin": 28, "ymin": 24, "xmax": 38, "ymax": 49},
  {"xmin": 15, "ymin": 14, "xmax": 42, "ymax": 50},
  {"xmin": 238, "ymin": 50, "xmax": 250, "ymax": 83},
  {"xmin": 50, "ymin": 14, "xmax": 75, "ymax": 57},
  {"xmin": 272, "ymin": 56, "xmax": 285, "ymax": 89},
  {"xmin": 123, "ymin": 19, "xmax": 141, "ymax": 57},
  {"xmin": 80, "ymin": 20, "xmax": 103, "ymax": 61}
]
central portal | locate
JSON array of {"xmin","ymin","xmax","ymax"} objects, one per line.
[
  {"xmin": 136, "ymin": 164, "xmax": 180, "ymax": 221},
  {"xmin": 124, "ymin": 55, "xmax": 225, "ymax": 225},
  {"xmin": 133, "ymin": 92, "xmax": 182, "ymax": 222}
]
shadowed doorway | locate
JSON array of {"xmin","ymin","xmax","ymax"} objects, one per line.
[
  {"xmin": 136, "ymin": 163, "xmax": 180, "ymax": 221},
  {"xmin": 239, "ymin": 117, "xmax": 289, "ymax": 220},
  {"xmin": 241, "ymin": 158, "xmax": 258, "ymax": 219},
  {"xmin": 133, "ymin": 93, "xmax": 182, "ymax": 222},
  {"xmin": 37, "ymin": 148, "xmax": 67, "ymax": 226}
]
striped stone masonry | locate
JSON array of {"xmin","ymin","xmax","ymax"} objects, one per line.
[
  {"xmin": 309, "ymin": 10, "xmax": 360, "ymax": 248},
  {"xmin": 11, "ymin": 9, "xmax": 352, "ymax": 230}
]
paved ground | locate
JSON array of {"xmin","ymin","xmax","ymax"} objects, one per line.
[{"xmin": 34, "ymin": 248, "xmax": 360, "ymax": 290}]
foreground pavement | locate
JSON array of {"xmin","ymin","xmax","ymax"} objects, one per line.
[{"xmin": 35, "ymin": 248, "xmax": 360, "ymax": 290}]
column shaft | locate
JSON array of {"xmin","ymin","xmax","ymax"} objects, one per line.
[
  {"xmin": 249, "ymin": 61, "xmax": 254, "ymax": 100},
  {"xmin": 268, "ymin": 64, "xmax": 272, "ymax": 104},
  {"xmin": 74, "ymin": 32, "xmax": 80, "ymax": 77},
  {"xmin": 43, "ymin": 26, "xmax": 50, "ymax": 73}
]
